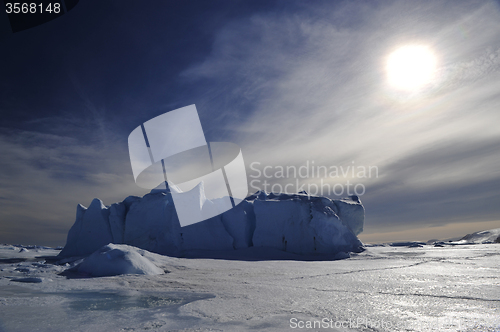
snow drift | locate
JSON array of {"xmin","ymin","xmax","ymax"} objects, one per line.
[
  {"xmin": 73, "ymin": 244, "xmax": 165, "ymax": 277},
  {"xmin": 59, "ymin": 186, "xmax": 364, "ymax": 258}
]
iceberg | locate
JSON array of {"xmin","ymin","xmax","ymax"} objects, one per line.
[
  {"xmin": 58, "ymin": 184, "xmax": 365, "ymax": 258},
  {"xmin": 59, "ymin": 198, "xmax": 114, "ymax": 257}
]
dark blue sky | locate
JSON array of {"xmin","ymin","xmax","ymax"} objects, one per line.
[
  {"xmin": 2, "ymin": 0, "xmax": 283, "ymax": 134},
  {"xmin": 1, "ymin": 0, "xmax": 499, "ymax": 246}
]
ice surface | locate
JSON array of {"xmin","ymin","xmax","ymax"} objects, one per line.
[
  {"xmin": 72, "ymin": 244, "xmax": 165, "ymax": 277},
  {"xmin": 0, "ymin": 241, "xmax": 499, "ymax": 331},
  {"xmin": 58, "ymin": 190, "xmax": 365, "ymax": 258}
]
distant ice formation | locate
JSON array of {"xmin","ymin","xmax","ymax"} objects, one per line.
[
  {"xmin": 456, "ymin": 228, "xmax": 500, "ymax": 244},
  {"xmin": 58, "ymin": 184, "xmax": 364, "ymax": 258}
]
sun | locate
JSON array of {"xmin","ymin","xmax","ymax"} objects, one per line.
[{"xmin": 386, "ymin": 45, "xmax": 437, "ymax": 91}]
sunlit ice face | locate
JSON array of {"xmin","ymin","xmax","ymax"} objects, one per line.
[{"xmin": 386, "ymin": 45, "xmax": 437, "ymax": 91}]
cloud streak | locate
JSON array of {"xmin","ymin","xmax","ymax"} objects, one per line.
[
  {"xmin": 2, "ymin": 0, "xmax": 500, "ymax": 245},
  {"xmin": 0, "ymin": 122, "xmax": 147, "ymax": 246},
  {"xmin": 181, "ymin": 0, "xmax": 500, "ymax": 239}
]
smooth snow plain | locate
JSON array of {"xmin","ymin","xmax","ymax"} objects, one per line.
[{"xmin": 0, "ymin": 242, "xmax": 499, "ymax": 332}]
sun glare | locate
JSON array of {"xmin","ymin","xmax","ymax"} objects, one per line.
[{"xmin": 386, "ymin": 45, "xmax": 437, "ymax": 91}]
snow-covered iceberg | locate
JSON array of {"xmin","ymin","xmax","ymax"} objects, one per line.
[
  {"xmin": 58, "ymin": 186, "xmax": 364, "ymax": 258},
  {"xmin": 455, "ymin": 228, "xmax": 500, "ymax": 244}
]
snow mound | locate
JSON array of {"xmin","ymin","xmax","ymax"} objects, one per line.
[
  {"xmin": 59, "ymin": 188, "xmax": 365, "ymax": 258},
  {"xmin": 457, "ymin": 228, "xmax": 500, "ymax": 244},
  {"xmin": 74, "ymin": 244, "xmax": 165, "ymax": 277}
]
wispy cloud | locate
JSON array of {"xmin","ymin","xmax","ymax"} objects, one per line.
[
  {"xmin": 0, "ymin": 122, "xmax": 147, "ymax": 246},
  {"xmin": 181, "ymin": 0, "xmax": 500, "ymax": 238}
]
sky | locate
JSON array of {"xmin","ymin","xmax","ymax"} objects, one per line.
[{"xmin": 0, "ymin": 0, "xmax": 499, "ymax": 247}]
